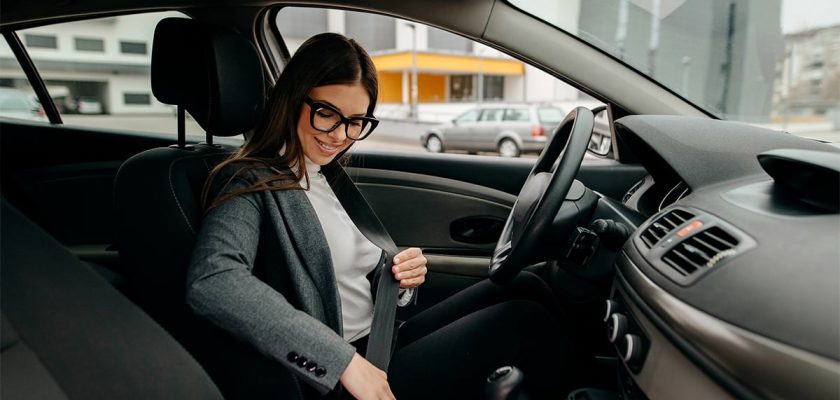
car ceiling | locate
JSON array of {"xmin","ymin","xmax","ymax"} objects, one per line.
[{"xmin": 0, "ymin": 0, "xmax": 710, "ymax": 118}]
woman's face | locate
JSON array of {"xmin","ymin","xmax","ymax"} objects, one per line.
[{"xmin": 296, "ymin": 83, "xmax": 370, "ymax": 165}]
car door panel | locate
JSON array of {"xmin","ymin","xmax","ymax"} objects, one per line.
[
  {"xmin": 0, "ymin": 121, "xmax": 207, "ymax": 270},
  {"xmin": 346, "ymin": 152, "xmax": 646, "ymax": 316},
  {"xmin": 351, "ymin": 167, "xmax": 514, "ymax": 254},
  {"xmin": 348, "ymin": 150, "xmax": 647, "ymax": 200}
]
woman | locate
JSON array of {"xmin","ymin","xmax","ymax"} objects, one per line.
[{"xmin": 187, "ymin": 33, "xmax": 586, "ymax": 400}]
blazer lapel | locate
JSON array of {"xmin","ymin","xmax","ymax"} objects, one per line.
[{"xmin": 266, "ymin": 188, "xmax": 343, "ymax": 334}]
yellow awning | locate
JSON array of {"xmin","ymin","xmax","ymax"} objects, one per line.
[{"xmin": 372, "ymin": 51, "xmax": 524, "ymax": 75}]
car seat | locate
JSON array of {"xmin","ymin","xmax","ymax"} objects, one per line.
[{"xmin": 114, "ymin": 17, "xmax": 306, "ymax": 399}]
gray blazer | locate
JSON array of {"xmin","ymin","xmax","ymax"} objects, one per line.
[{"xmin": 186, "ymin": 164, "xmax": 387, "ymax": 394}]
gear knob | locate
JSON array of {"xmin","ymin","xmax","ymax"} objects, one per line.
[{"xmin": 485, "ymin": 366, "xmax": 528, "ymax": 400}]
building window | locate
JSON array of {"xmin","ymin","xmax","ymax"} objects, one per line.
[
  {"xmin": 24, "ymin": 34, "xmax": 57, "ymax": 49},
  {"xmin": 345, "ymin": 12, "xmax": 396, "ymax": 52},
  {"xmin": 123, "ymin": 93, "xmax": 151, "ymax": 105},
  {"xmin": 482, "ymin": 76, "xmax": 504, "ymax": 101},
  {"xmin": 428, "ymin": 27, "xmax": 472, "ymax": 53},
  {"xmin": 75, "ymin": 37, "xmax": 105, "ymax": 52},
  {"xmin": 450, "ymin": 75, "xmax": 474, "ymax": 101},
  {"xmin": 120, "ymin": 41, "xmax": 148, "ymax": 54}
]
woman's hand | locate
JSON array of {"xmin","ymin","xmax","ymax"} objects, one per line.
[
  {"xmin": 340, "ymin": 353, "xmax": 395, "ymax": 400},
  {"xmin": 392, "ymin": 247, "xmax": 427, "ymax": 289}
]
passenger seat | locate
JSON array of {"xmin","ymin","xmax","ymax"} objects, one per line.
[{"xmin": 0, "ymin": 199, "xmax": 223, "ymax": 399}]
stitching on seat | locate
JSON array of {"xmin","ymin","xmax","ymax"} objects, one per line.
[
  {"xmin": 168, "ymin": 160, "xmax": 195, "ymax": 234},
  {"xmin": 167, "ymin": 151, "xmax": 229, "ymax": 235}
]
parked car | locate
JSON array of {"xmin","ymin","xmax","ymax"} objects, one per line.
[
  {"xmin": 0, "ymin": 87, "xmax": 47, "ymax": 122},
  {"xmin": 0, "ymin": 1, "xmax": 837, "ymax": 400},
  {"xmin": 75, "ymin": 96, "xmax": 103, "ymax": 114},
  {"xmin": 421, "ymin": 104, "xmax": 565, "ymax": 157}
]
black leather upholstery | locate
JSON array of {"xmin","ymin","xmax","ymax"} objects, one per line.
[
  {"xmin": 0, "ymin": 200, "xmax": 223, "ymax": 400},
  {"xmin": 151, "ymin": 18, "xmax": 265, "ymax": 137},
  {"xmin": 115, "ymin": 18, "xmax": 306, "ymax": 399}
]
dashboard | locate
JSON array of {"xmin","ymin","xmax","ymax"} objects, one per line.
[{"xmin": 605, "ymin": 116, "xmax": 840, "ymax": 399}]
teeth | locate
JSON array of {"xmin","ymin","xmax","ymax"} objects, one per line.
[{"xmin": 317, "ymin": 138, "xmax": 337, "ymax": 151}]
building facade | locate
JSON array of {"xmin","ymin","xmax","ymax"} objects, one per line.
[
  {"xmin": 773, "ymin": 24, "xmax": 840, "ymax": 119},
  {"xmin": 0, "ymin": 12, "xmax": 183, "ymax": 115}
]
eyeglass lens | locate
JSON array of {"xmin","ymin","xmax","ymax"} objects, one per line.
[{"xmin": 312, "ymin": 106, "xmax": 374, "ymax": 139}]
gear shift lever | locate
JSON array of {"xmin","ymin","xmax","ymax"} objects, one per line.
[{"xmin": 485, "ymin": 366, "xmax": 529, "ymax": 400}]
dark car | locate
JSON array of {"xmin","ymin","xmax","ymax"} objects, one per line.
[
  {"xmin": 421, "ymin": 104, "xmax": 565, "ymax": 157},
  {"xmin": 0, "ymin": 1, "xmax": 837, "ymax": 399}
]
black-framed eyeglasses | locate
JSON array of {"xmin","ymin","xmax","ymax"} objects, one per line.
[{"xmin": 304, "ymin": 96, "xmax": 379, "ymax": 141}]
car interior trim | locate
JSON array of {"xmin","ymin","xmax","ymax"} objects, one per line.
[
  {"xmin": 612, "ymin": 284, "xmax": 735, "ymax": 400},
  {"xmin": 348, "ymin": 167, "xmax": 516, "ymax": 206},
  {"xmin": 618, "ymin": 252, "xmax": 840, "ymax": 400},
  {"xmin": 424, "ymin": 254, "xmax": 490, "ymax": 278}
]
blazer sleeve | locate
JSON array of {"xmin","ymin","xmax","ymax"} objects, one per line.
[{"xmin": 185, "ymin": 176, "xmax": 355, "ymax": 395}]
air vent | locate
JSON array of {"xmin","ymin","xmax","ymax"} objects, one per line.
[
  {"xmin": 639, "ymin": 209, "xmax": 695, "ymax": 248},
  {"xmin": 662, "ymin": 227, "xmax": 739, "ymax": 276}
]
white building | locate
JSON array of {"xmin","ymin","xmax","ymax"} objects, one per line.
[{"xmin": 0, "ymin": 12, "xmax": 183, "ymax": 114}]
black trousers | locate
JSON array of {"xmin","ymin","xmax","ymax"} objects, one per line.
[{"xmin": 352, "ymin": 271, "xmax": 589, "ymax": 400}]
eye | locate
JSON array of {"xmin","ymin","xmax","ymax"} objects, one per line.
[{"xmin": 316, "ymin": 108, "xmax": 337, "ymax": 118}]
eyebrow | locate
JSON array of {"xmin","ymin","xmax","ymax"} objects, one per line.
[{"xmin": 315, "ymin": 99, "xmax": 367, "ymax": 117}]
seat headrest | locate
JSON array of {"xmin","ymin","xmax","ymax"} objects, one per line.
[{"xmin": 151, "ymin": 18, "xmax": 265, "ymax": 137}]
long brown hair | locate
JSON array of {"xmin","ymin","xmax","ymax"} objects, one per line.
[{"xmin": 202, "ymin": 32, "xmax": 378, "ymax": 211}]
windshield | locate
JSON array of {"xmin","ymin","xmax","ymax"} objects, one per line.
[
  {"xmin": 538, "ymin": 108, "xmax": 565, "ymax": 124},
  {"xmin": 509, "ymin": 0, "xmax": 840, "ymax": 140}
]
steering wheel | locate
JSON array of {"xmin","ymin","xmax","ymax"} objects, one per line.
[{"xmin": 489, "ymin": 107, "xmax": 595, "ymax": 284}]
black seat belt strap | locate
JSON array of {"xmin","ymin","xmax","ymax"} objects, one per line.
[{"xmin": 325, "ymin": 165, "xmax": 400, "ymax": 371}]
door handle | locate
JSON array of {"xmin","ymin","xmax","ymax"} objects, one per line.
[{"xmin": 450, "ymin": 216, "xmax": 505, "ymax": 245}]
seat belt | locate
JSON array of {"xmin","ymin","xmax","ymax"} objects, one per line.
[{"xmin": 324, "ymin": 164, "xmax": 400, "ymax": 371}]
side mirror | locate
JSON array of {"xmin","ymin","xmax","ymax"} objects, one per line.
[
  {"xmin": 587, "ymin": 107, "xmax": 613, "ymax": 156},
  {"xmin": 452, "ymin": 119, "xmax": 458, "ymax": 126}
]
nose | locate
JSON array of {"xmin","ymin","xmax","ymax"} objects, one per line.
[{"xmin": 327, "ymin": 123, "xmax": 348, "ymax": 142}]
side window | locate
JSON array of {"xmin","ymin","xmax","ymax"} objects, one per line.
[
  {"xmin": 0, "ymin": 40, "xmax": 48, "ymax": 123},
  {"xmin": 12, "ymin": 12, "xmax": 205, "ymax": 136},
  {"xmin": 274, "ymin": 7, "xmax": 603, "ymax": 157},
  {"xmin": 504, "ymin": 108, "xmax": 530, "ymax": 122},
  {"xmin": 479, "ymin": 109, "xmax": 503, "ymax": 122},
  {"xmin": 455, "ymin": 110, "xmax": 480, "ymax": 124}
]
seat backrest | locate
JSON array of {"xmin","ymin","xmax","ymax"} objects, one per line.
[
  {"xmin": 116, "ymin": 16, "xmax": 264, "ymax": 324},
  {"xmin": 115, "ymin": 18, "xmax": 305, "ymax": 399},
  {"xmin": 0, "ymin": 199, "xmax": 223, "ymax": 400}
]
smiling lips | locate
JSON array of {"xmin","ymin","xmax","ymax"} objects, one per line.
[{"xmin": 315, "ymin": 136, "xmax": 343, "ymax": 154}]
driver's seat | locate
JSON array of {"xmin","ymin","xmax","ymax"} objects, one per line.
[{"xmin": 114, "ymin": 18, "xmax": 308, "ymax": 399}]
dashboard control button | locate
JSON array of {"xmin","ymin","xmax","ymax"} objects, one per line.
[
  {"xmin": 607, "ymin": 313, "xmax": 628, "ymax": 343},
  {"xmin": 604, "ymin": 300, "xmax": 618, "ymax": 322},
  {"xmin": 622, "ymin": 334, "xmax": 643, "ymax": 364}
]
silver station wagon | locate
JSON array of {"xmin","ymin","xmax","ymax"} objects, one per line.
[{"xmin": 421, "ymin": 104, "xmax": 565, "ymax": 157}]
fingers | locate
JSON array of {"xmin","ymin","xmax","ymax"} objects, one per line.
[
  {"xmin": 392, "ymin": 248, "xmax": 427, "ymax": 289},
  {"xmin": 399, "ymin": 274, "xmax": 425, "ymax": 289},
  {"xmin": 393, "ymin": 247, "xmax": 422, "ymax": 265},
  {"xmin": 393, "ymin": 258, "xmax": 427, "ymax": 278}
]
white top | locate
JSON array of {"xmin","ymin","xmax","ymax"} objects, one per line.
[{"xmin": 301, "ymin": 158, "xmax": 380, "ymax": 342}]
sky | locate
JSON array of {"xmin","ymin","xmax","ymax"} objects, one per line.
[{"xmin": 782, "ymin": 0, "xmax": 840, "ymax": 33}]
